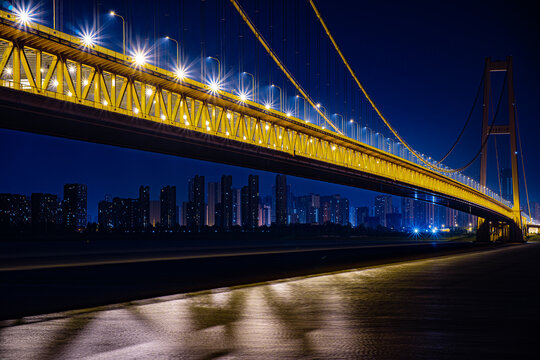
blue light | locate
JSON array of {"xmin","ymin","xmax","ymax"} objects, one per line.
[{"xmin": 413, "ymin": 228, "xmax": 419, "ymax": 233}]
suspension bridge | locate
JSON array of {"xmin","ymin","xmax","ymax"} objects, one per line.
[{"xmin": 0, "ymin": 2, "xmax": 536, "ymax": 241}]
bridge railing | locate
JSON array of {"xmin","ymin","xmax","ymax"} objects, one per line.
[
  {"xmin": 0, "ymin": 11, "xmax": 512, "ymax": 212},
  {"xmin": 299, "ymin": 108, "xmax": 510, "ymax": 207},
  {"xmin": 320, "ymin": 119, "xmax": 513, "ymax": 208}
]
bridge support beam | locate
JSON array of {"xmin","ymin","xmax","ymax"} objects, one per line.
[
  {"xmin": 476, "ymin": 219, "xmax": 523, "ymax": 243},
  {"xmin": 478, "ymin": 56, "xmax": 523, "ymax": 238}
]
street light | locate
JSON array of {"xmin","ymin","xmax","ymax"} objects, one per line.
[
  {"xmin": 233, "ymin": 89, "xmax": 248, "ymax": 102},
  {"xmin": 271, "ymin": 84, "xmax": 282, "ymax": 112},
  {"xmin": 14, "ymin": 5, "xmax": 35, "ymax": 25},
  {"xmin": 316, "ymin": 103, "xmax": 327, "ymax": 128},
  {"xmin": 109, "ymin": 11, "xmax": 126, "ymax": 56},
  {"xmin": 334, "ymin": 113, "xmax": 344, "ymax": 134},
  {"xmin": 209, "ymin": 81, "xmax": 220, "ymax": 93},
  {"xmin": 165, "ymin": 36, "xmax": 179, "ymax": 67},
  {"xmin": 133, "ymin": 50, "xmax": 148, "ymax": 66},
  {"xmin": 80, "ymin": 30, "xmax": 96, "ymax": 47},
  {"xmin": 207, "ymin": 56, "xmax": 221, "ymax": 81},
  {"xmin": 295, "ymin": 95, "xmax": 307, "ymax": 121},
  {"xmin": 242, "ymin": 72, "xmax": 255, "ymax": 101},
  {"xmin": 349, "ymin": 118, "xmax": 359, "ymax": 140}
]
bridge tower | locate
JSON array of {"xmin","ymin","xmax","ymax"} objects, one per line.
[{"xmin": 477, "ymin": 56, "xmax": 523, "ymax": 242}]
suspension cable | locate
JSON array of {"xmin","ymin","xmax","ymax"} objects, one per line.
[
  {"xmin": 490, "ymin": 91, "xmax": 503, "ymax": 199},
  {"xmin": 494, "ymin": 134, "xmax": 503, "ymax": 199},
  {"xmin": 228, "ymin": 0, "xmax": 342, "ymax": 134},
  {"xmin": 308, "ymin": 0, "xmax": 480, "ymax": 173},
  {"xmin": 515, "ymin": 105, "xmax": 532, "ymax": 219},
  {"xmin": 435, "ymin": 72, "xmax": 484, "ymax": 165},
  {"xmin": 449, "ymin": 74, "xmax": 506, "ymax": 173}
]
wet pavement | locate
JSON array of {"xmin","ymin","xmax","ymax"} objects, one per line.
[{"xmin": 1, "ymin": 242, "xmax": 538, "ymax": 359}]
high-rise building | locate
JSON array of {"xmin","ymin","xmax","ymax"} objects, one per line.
[
  {"xmin": 271, "ymin": 185, "xmax": 276, "ymax": 224},
  {"xmin": 426, "ymin": 202, "xmax": 436, "ymax": 228},
  {"xmin": 98, "ymin": 197, "xmax": 113, "ymax": 230},
  {"xmin": 207, "ymin": 182, "xmax": 219, "ymax": 226},
  {"xmin": 260, "ymin": 204, "xmax": 271, "ymax": 226},
  {"xmin": 356, "ymin": 206, "xmax": 369, "ymax": 227},
  {"xmin": 188, "ymin": 175, "xmax": 205, "ymax": 227},
  {"xmin": 160, "ymin": 186, "xmax": 177, "ymax": 229},
  {"xmin": 275, "ymin": 174, "xmax": 288, "ymax": 225},
  {"xmin": 220, "ymin": 175, "xmax": 233, "ymax": 229},
  {"xmin": 374, "ymin": 195, "xmax": 392, "ymax": 227},
  {"xmin": 112, "ymin": 198, "xmax": 140, "ymax": 230},
  {"xmin": 401, "ymin": 198, "xmax": 414, "ymax": 228},
  {"xmin": 112, "ymin": 198, "xmax": 129, "ymax": 230},
  {"xmin": 181, "ymin": 201, "xmax": 189, "ymax": 227},
  {"xmin": 321, "ymin": 195, "xmax": 349, "ymax": 226},
  {"xmin": 55, "ymin": 199, "xmax": 63, "ymax": 225},
  {"xmin": 241, "ymin": 175, "xmax": 259, "ymax": 228},
  {"xmin": 63, "ymin": 184, "xmax": 87, "ymax": 230},
  {"xmin": 296, "ymin": 194, "xmax": 320, "ymax": 224},
  {"xmin": 286, "ymin": 184, "xmax": 293, "ymax": 224},
  {"xmin": 445, "ymin": 207, "xmax": 459, "ymax": 228},
  {"xmin": 241, "ymin": 186, "xmax": 249, "ymax": 227},
  {"xmin": 139, "ymin": 186, "xmax": 150, "ymax": 229},
  {"xmin": 0, "ymin": 194, "xmax": 31, "ymax": 226},
  {"xmin": 232, "ymin": 188, "xmax": 241, "ymax": 226},
  {"xmin": 31, "ymin": 193, "xmax": 58, "ymax": 227},
  {"xmin": 149, "ymin": 200, "xmax": 160, "ymax": 227},
  {"xmin": 500, "ymin": 168, "xmax": 513, "ymax": 202}
]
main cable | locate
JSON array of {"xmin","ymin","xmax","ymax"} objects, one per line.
[
  {"xmin": 435, "ymin": 72, "xmax": 484, "ymax": 165},
  {"xmin": 308, "ymin": 0, "xmax": 474, "ymax": 173},
  {"xmin": 228, "ymin": 0, "xmax": 342, "ymax": 134},
  {"xmin": 450, "ymin": 73, "xmax": 507, "ymax": 173}
]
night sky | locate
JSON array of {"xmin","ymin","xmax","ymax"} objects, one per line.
[{"xmin": 0, "ymin": 0, "xmax": 538, "ymax": 220}]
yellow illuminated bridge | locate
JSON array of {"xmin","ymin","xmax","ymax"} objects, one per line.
[{"xmin": 0, "ymin": 10, "xmax": 522, "ymax": 235}]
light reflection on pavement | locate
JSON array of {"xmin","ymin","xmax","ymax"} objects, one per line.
[{"xmin": 1, "ymin": 243, "xmax": 538, "ymax": 359}]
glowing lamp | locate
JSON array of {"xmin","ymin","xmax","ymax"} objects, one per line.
[{"xmin": 209, "ymin": 81, "xmax": 220, "ymax": 92}]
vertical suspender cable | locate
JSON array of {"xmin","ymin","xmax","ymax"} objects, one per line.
[
  {"xmin": 490, "ymin": 92, "xmax": 503, "ymax": 200},
  {"xmin": 282, "ymin": 0, "xmax": 287, "ymax": 105},
  {"xmin": 515, "ymin": 105, "xmax": 532, "ymax": 219},
  {"xmin": 308, "ymin": 0, "xmax": 468, "ymax": 172},
  {"xmin": 228, "ymin": 0, "xmax": 342, "ymax": 133},
  {"xmin": 200, "ymin": 0, "xmax": 205, "ymax": 81},
  {"xmin": 494, "ymin": 136, "xmax": 503, "ymax": 199}
]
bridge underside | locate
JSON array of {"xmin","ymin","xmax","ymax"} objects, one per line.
[{"xmin": 0, "ymin": 86, "xmax": 510, "ymax": 223}]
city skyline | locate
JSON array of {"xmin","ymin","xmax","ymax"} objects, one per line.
[
  {"xmin": 4, "ymin": 173, "xmax": 504, "ymax": 232},
  {"xmin": 2, "ymin": 129, "xmax": 532, "ymax": 227},
  {"xmin": 1, "ymin": 0, "xmax": 539, "ymax": 221}
]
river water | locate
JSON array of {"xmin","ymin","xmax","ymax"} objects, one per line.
[{"xmin": 1, "ymin": 243, "xmax": 538, "ymax": 359}]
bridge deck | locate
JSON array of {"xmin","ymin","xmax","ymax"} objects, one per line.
[{"xmin": 0, "ymin": 9, "xmax": 514, "ymax": 222}]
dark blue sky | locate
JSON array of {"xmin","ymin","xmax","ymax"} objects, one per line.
[{"xmin": 1, "ymin": 0, "xmax": 538, "ymax": 219}]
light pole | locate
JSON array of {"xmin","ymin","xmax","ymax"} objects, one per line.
[
  {"xmin": 271, "ymin": 84, "xmax": 282, "ymax": 112},
  {"xmin": 316, "ymin": 103, "xmax": 327, "ymax": 128},
  {"xmin": 109, "ymin": 11, "xmax": 126, "ymax": 56},
  {"xmin": 349, "ymin": 119, "xmax": 359, "ymax": 140},
  {"xmin": 165, "ymin": 36, "xmax": 179, "ymax": 67},
  {"xmin": 296, "ymin": 95, "xmax": 307, "ymax": 121},
  {"xmin": 207, "ymin": 56, "xmax": 221, "ymax": 82},
  {"xmin": 242, "ymin": 72, "xmax": 255, "ymax": 102},
  {"xmin": 335, "ymin": 113, "xmax": 344, "ymax": 134},
  {"xmin": 53, "ymin": 0, "xmax": 56, "ymax": 30}
]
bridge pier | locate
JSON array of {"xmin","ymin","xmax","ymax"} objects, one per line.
[{"xmin": 476, "ymin": 219, "xmax": 524, "ymax": 243}]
